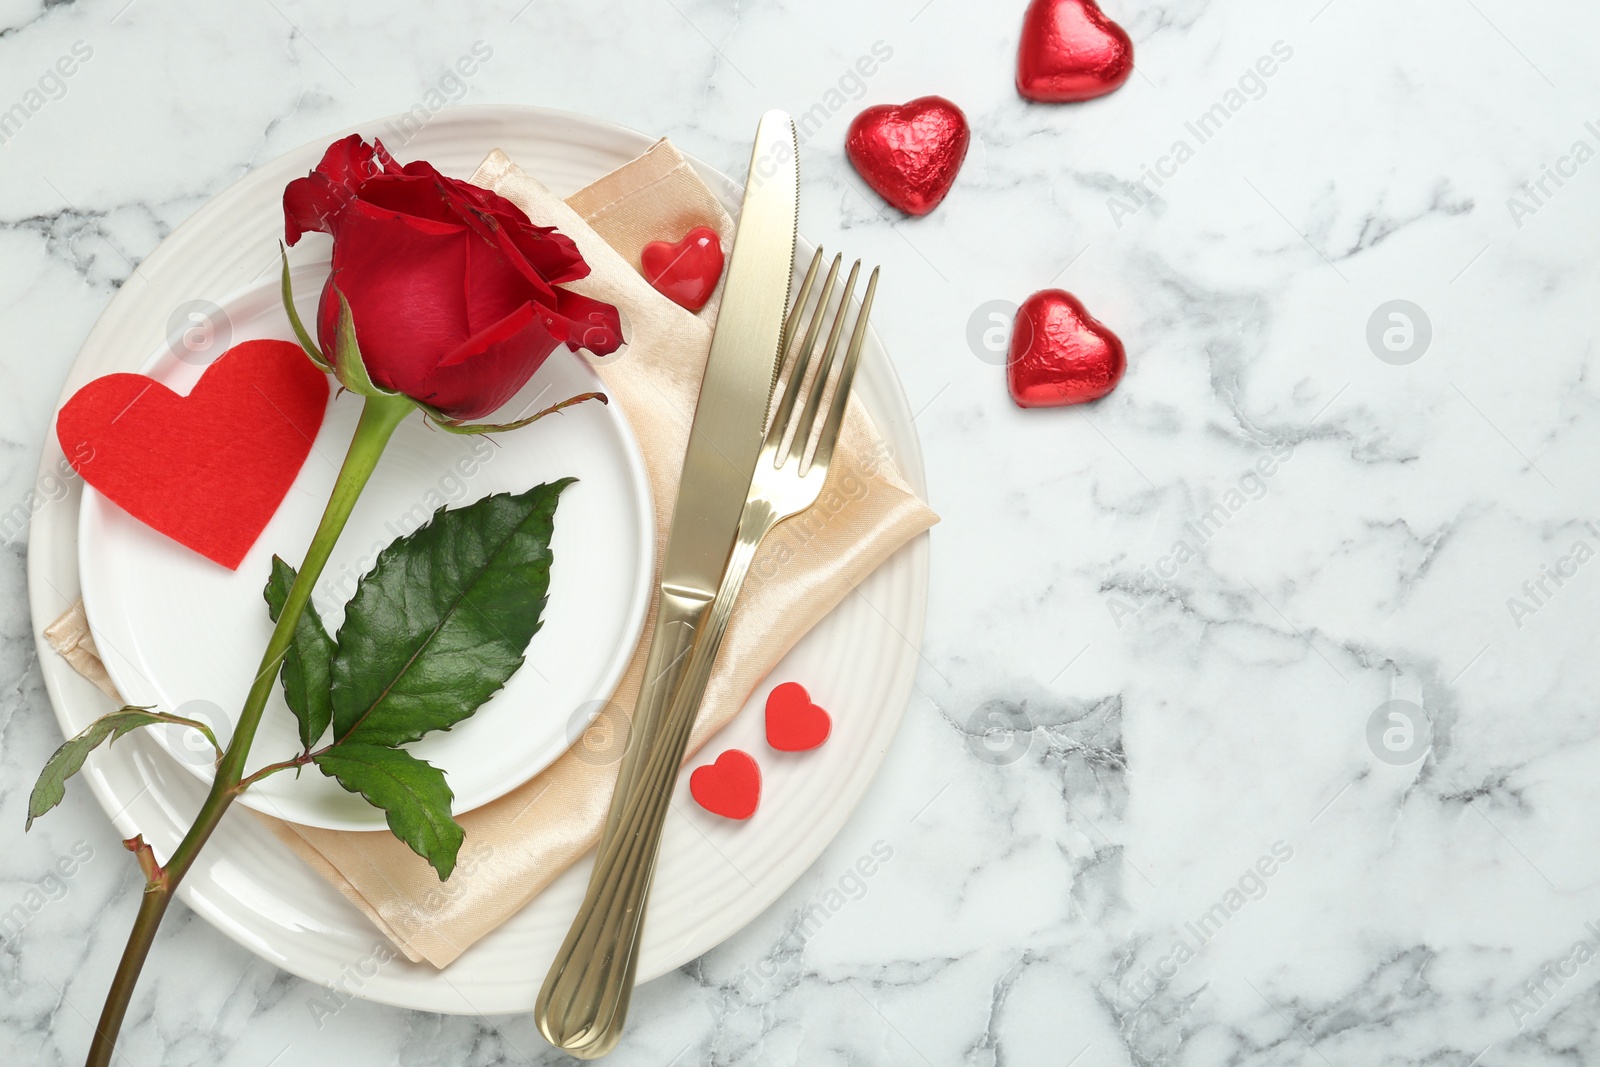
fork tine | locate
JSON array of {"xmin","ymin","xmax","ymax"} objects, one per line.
[
  {"xmin": 809, "ymin": 265, "xmax": 878, "ymax": 476},
  {"xmin": 789, "ymin": 259, "xmax": 862, "ymax": 470},
  {"xmin": 768, "ymin": 254, "xmax": 841, "ymax": 454},
  {"xmin": 778, "ymin": 248, "xmax": 824, "ymax": 372},
  {"xmin": 765, "ymin": 248, "xmax": 823, "ymax": 441}
]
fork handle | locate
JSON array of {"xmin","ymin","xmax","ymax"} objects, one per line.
[{"xmin": 536, "ymin": 514, "xmax": 774, "ymax": 1058}]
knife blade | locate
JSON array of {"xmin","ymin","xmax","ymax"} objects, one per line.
[
  {"xmin": 536, "ymin": 110, "xmax": 800, "ymax": 1056},
  {"xmin": 609, "ymin": 106, "xmax": 798, "ymax": 808}
]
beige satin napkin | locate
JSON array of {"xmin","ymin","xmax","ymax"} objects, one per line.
[{"xmin": 47, "ymin": 139, "xmax": 936, "ymax": 967}]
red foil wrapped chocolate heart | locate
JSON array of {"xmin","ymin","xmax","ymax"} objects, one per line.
[
  {"xmin": 845, "ymin": 96, "xmax": 970, "ymax": 216},
  {"xmin": 1007, "ymin": 290, "xmax": 1126, "ymax": 407},
  {"xmin": 1017, "ymin": 0, "xmax": 1135, "ymax": 103}
]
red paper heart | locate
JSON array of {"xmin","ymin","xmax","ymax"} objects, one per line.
[
  {"xmin": 1017, "ymin": 0, "xmax": 1135, "ymax": 103},
  {"xmin": 689, "ymin": 749, "xmax": 761, "ymax": 821},
  {"xmin": 845, "ymin": 96, "xmax": 970, "ymax": 217},
  {"xmin": 641, "ymin": 225, "xmax": 725, "ymax": 312},
  {"xmin": 765, "ymin": 682, "xmax": 832, "ymax": 752},
  {"xmin": 1007, "ymin": 290, "xmax": 1126, "ymax": 408},
  {"xmin": 56, "ymin": 339, "xmax": 330, "ymax": 570}
]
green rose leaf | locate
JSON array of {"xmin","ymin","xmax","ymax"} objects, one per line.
[
  {"xmin": 263, "ymin": 555, "xmax": 336, "ymax": 751},
  {"xmin": 330, "ymin": 479, "xmax": 574, "ymax": 748},
  {"xmin": 28, "ymin": 707, "xmax": 220, "ymax": 829},
  {"xmin": 252, "ymin": 480, "xmax": 573, "ymax": 876},
  {"xmin": 312, "ymin": 743, "xmax": 463, "ymax": 880}
]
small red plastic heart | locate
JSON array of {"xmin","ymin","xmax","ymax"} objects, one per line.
[
  {"xmin": 1007, "ymin": 290, "xmax": 1126, "ymax": 408},
  {"xmin": 765, "ymin": 682, "xmax": 832, "ymax": 752},
  {"xmin": 56, "ymin": 339, "xmax": 330, "ymax": 569},
  {"xmin": 689, "ymin": 749, "xmax": 761, "ymax": 821},
  {"xmin": 641, "ymin": 225, "xmax": 725, "ymax": 312},
  {"xmin": 845, "ymin": 96, "xmax": 970, "ymax": 217},
  {"xmin": 1017, "ymin": 0, "xmax": 1135, "ymax": 103}
]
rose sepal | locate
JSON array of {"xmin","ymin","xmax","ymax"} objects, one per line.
[
  {"xmin": 421, "ymin": 391, "xmax": 608, "ymax": 436},
  {"xmin": 330, "ymin": 288, "xmax": 408, "ymax": 402},
  {"xmin": 278, "ymin": 244, "xmax": 332, "ymax": 373}
]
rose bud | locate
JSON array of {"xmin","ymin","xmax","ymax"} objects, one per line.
[{"xmin": 282, "ymin": 135, "xmax": 623, "ymax": 421}]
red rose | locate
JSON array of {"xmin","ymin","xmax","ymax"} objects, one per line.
[{"xmin": 283, "ymin": 135, "xmax": 622, "ymax": 420}]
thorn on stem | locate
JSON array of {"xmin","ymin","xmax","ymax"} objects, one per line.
[{"xmin": 122, "ymin": 835, "xmax": 165, "ymax": 889}]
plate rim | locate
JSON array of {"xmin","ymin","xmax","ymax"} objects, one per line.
[
  {"xmin": 26, "ymin": 103, "xmax": 930, "ymax": 1014},
  {"xmin": 69, "ymin": 265, "xmax": 658, "ymax": 830}
]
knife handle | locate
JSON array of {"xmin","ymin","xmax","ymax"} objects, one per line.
[
  {"xmin": 535, "ymin": 586, "xmax": 704, "ymax": 1045},
  {"xmin": 535, "ymin": 523, "xmax": 770, "ymax": 1058},
  {"xmin": 592, "ymin": 590, "xmax": 704, "ymax": 858}
]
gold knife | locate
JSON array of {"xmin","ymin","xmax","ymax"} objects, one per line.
[{"xmin": 535, "ymin": 110, "xmax": 800, "ymax": 1057}]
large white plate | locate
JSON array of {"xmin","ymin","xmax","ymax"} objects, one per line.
[
  {"xmin": 76, "ymin": 266, "xmax": 655, "ymax": 830},
  {"xmin": 27, "ymin": 105, "xmax": 929, "ymax": 1014}
]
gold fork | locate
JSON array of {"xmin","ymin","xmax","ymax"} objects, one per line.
[{"xmin": 536, "ymin": 248, "xmax": 880, "ymax": 1057}]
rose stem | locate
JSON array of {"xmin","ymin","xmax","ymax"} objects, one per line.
[{"xmin": 84, "ymin": 392, "xmax": 414, "ymax": 1067}]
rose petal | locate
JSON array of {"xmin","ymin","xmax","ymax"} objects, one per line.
[
  {"xmin": 499, "ymin": 219, "xmax": 590, "ymax": 285},
  {"xmin": 437, "ymin": 302, "xmax": 537, "ymax": 369},
  {"xmin": 435, "ymin": 241, "xmax": 548, "ymax": 369},
  {"xmin": 462, "ymin": 234, "xmax": 539, "ymax": 338},
  {"xmin": 406, "ymin": 162, "xmax": 590, "ymax": 285},
  {"xmin": 444, "ymin": 189, "xmax": 562, "ymax": 304},
  {"xmin": 283, "ymin": 134, "xmax": 396, "ymax": 244},
  {"xmin": 369, "ymin": 138, "xmax": 403, "ymax": 175},
  {"xmin": 342, "ymin": 196, "xmax": 464, "ymax": 238},
  {"xmin": 410, "ymin": 315, "xmax": 563, "ymax": 420},
  {"xmin": 356, "ymin": 172, "xmax": 471, "ymax": 228},
  {"xmin": 544, "ymin": 289, "xmax": 625, "ymax": 356},
  {"xmin": 317, "ymin": 209, "xmax": 471, "ymax": 395}
]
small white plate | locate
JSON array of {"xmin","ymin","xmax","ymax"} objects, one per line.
[
  {"xmin": 75, "ymin": 266, "xmax": 654, "ymax": 831},
  {"xmin": 29, "ymin": 105, "xmax": 929, "ymax": 1014}
]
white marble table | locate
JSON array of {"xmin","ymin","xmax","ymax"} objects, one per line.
[{"xmin": 3, "ymin": 0, "xmax": 1599, "ymax": 1063}]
